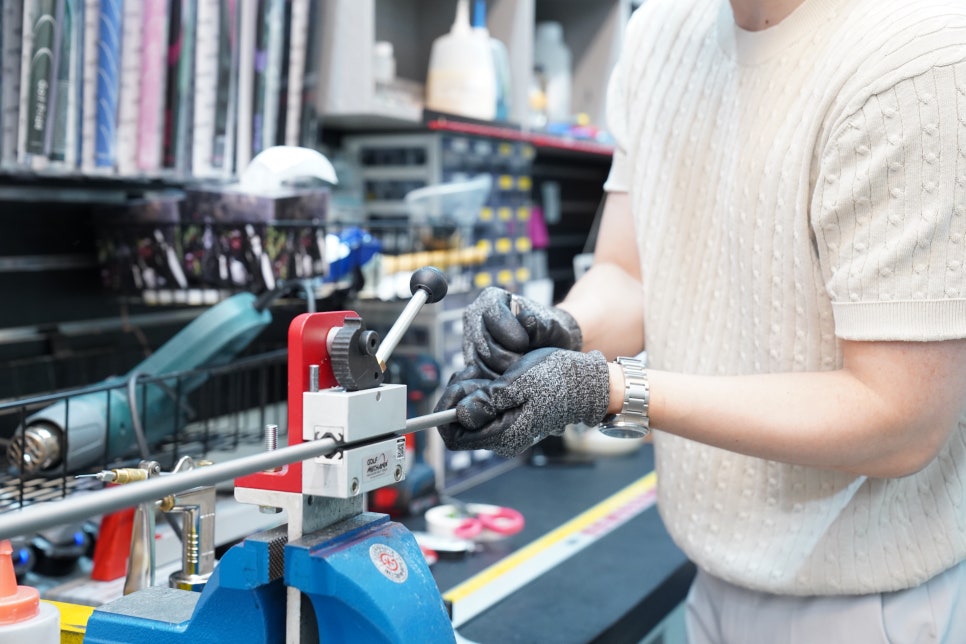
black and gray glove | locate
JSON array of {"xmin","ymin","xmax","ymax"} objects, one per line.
[
  {"xmin": 435, "ymin": 347, "xmax": 609, "ymax": 458},
  {"xmin": 463, "ymin": 287, "xmax": 583, "ymax": 377}
]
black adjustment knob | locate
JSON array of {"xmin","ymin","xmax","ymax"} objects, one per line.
[
  {"xmin": 357, "ymin": 329, "xmax": 379, "ymax": 356},
  {"xmin": 331, "ymin": 317, "xmax": 383, "ymax": 391},
  {"xmin": 410, "ymin": 266, "xmax": 448, "ymax": 304}
]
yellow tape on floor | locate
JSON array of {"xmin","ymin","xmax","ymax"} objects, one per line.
[{"xmin": 443, "ymin": 471, "xmax": 658, "ymax": 617}]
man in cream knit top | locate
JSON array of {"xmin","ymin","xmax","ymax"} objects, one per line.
[
  {"xmin": 436, "ymin": 0, "xmax": 966, "ymax": 639},
  {"xmin": 603, "ymin": 0, "xmax": 966, "ymax": 595}
]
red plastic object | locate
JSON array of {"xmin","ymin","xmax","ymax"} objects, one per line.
[
  {"xmin": 235, "ymin": 311, "xmax": 355, "ymax": 494},
  {"xmin": 89, "ymin": 506, "xmax": 136, "ymax": 581},
  {"xmin": 0, "ymin": 540, "xmax": 39, "ymax": 624},
  {"xmin": 370, "ymin": 487, "xmax": 400, "ymax": 513},
  {"xmin": 420, "ymin": 545, "xmax": 438, "ymax": 567}
]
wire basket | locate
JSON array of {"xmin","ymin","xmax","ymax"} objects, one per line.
[{"xmin": 0, "ymin": 349, "xmax": 288, "ymax": 513}]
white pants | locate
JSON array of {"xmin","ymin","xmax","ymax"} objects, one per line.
[{"xmin": 685, "ymin": 560, "xmax": 966, "ymax": 644}]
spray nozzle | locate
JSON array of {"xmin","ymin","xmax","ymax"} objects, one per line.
[
  {"xmin": 0, "ymin": 540, "xmax": 39, "ymax": 624},
  {"xmin": 452, "ymin": 0, "xmax": 471, "ymax": 33}
]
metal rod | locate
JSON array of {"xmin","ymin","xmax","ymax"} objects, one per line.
[
  {"xmin": 375, "ymin": 289, "xmax": 428, "ymax": 370},
  {"xmin": 405, "ymin": 409, "xmax": 458, "ymax": 433},
  {"xmin": 0, "ymin": 408, "xmax": 457, "ymax": 540}
]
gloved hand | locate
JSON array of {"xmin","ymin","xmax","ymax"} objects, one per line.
[
  {"xmin": 435, "ymin": 347, "xmax": 609, "ymax": 458},
  {"xmin": 463, "ymin": 287, "xmax": 583, "ymax": 377}
]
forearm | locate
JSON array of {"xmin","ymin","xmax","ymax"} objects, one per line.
[
  {"xmin": 558, "ymin": 262, "xmax": 645, "ymax": 359},
  {"xmin": 602, "ymin": 362, "xmax": 905, "ymax": 471},
  {"xmin": 648, "ymin": 369, "xmax": 919, "ymax": 477},
  {"xmin": 633, "ymin": 339, "xmax": 966, "ymax": 478}
]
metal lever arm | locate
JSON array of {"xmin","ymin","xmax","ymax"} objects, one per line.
[
  {"xmin": 330, "ymin": 267, "xmax": 447, "ymax": 389},
  {"xmin": 375, "ymin": 266, "xmax": 448, "ymax": 371}
]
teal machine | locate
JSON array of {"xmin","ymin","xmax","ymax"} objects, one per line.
[{"xmin": 6, "ymin": 292, "xmax": 273, "ymax": 474}]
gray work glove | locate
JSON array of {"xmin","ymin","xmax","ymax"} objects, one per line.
[
  {"xmin": 462, "ymin": 286, "xmax": 583, "ymax": 377},
  {"xmin": 434, "ymin": 348, "xmax": 609, "ymax": 458}
]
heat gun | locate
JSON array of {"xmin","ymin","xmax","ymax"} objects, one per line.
[{"xmin": 6, "ymin": 293, "xmax": 273, "ymax": 474}]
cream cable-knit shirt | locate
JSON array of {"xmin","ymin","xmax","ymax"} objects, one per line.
[{"xmin": 605, "ymin": 0, "xmax": 966, "ymax": 595}]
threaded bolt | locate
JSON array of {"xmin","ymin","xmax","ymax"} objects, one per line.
[
  {"xmin": 263, "ymin": 424, "xmax": 281, "ymax": 474},
  {"xmin": 264, "ymin": 424, "xmax": 278, "ymax": 452},
  {"xmin": 259, "ymin": 424, "xmax": 283, "ymax": 514}
]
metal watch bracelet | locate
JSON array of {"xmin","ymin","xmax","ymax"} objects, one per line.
[{"xmin": 598, "ymin": 355, "xmax": 650, "ymax": 439}]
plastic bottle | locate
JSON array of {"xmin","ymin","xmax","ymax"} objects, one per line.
[
  {"xmin": 0, "ymin": 540, "xmax": 59, "ymax": 644},
  {"xmin": 426, "ymin": 0, "xmax": 497, "ymax": 120},
  {"xmin": 373, "ymin": 41, "xmax": 397, "ymax": 88},
  {"xmin": 528, "ymin": 66, "xmax": 549, "ymax": 129},
  {"xmin": 534, "ymin": 21, "xmax": 572, "ymax": 123},
  {"xmin": 373, "ymin": 41, "xmax": 397, "ymax": 104},
  {"xmin": 471, "ymin": 0, "xmax": 512, "ymax": 121},
  {"xmin": 490, "ymin": 42, "xmax": 512, "ymax": 121}
]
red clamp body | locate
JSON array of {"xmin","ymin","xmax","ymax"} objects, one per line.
[{"xmin": 235, "ymin": 311, "xmax": 356, "ymax": 494}]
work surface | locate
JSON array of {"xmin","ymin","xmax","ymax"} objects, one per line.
[{"xmin": 405, "ymin": 443, "xmax": 696, "ymax": 644}]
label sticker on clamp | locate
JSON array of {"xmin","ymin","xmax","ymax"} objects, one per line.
[
  {"xmin": 364, "ymin": 451, "xmax": 392, "ymax": 481},
  {"xmin": 370, "ymin": 544, "xmax": 408, "ymax": 583}
]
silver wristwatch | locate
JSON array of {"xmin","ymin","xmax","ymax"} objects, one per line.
[{"xmin": 598, "ymin": 355, "xmax": 650, "ymax": 439}]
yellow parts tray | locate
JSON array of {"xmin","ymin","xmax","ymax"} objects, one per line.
[{"xmin": 44, "ymin": 600, "xmax": 94, "ymax": 643}]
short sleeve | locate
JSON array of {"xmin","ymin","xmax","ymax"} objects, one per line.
[
  {"xmin": 603, "ymin": 25, "xmax": 631, "ymax": 194},
  {"xmin": 811, "ymin": 62, "xmax": 966, "ymax": 341}
]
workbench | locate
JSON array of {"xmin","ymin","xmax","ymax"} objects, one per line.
[{"xmin": 406, "ymin": 442, "xmax": 696, "ymax": 644}]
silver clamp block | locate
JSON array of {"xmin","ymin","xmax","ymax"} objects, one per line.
[{"xmin": 302, "ymin": 383, "xmax": 408, "ymax": 498}]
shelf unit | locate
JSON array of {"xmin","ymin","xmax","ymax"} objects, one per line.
[{"xmin": 315, "ymin": 0, "xmax": 635, "ymax": 130}]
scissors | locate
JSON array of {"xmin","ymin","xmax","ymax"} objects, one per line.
[{"xmin": 445, "ymin": 500, "xmax": 525, "ymax": 540}]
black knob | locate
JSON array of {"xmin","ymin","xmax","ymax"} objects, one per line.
[
  {"xmin": 331, "ymin": 318, "xmax": 383, "ymax": 391},
  {"xmin": 410, "ymin": 266, "xmax": 448, "ymax": 303},
  {"xmin": 357, "ymin": 329, "xmax": 379, "ymax": 356}
]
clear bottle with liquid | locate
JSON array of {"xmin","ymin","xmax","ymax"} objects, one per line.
[
  {"xmin": 534, "ymin": 21, "xmax": 572, "ymax": 123},
  {"xmin": 528, "ymin": 66, "xmax": 549, "ymax": 130}
]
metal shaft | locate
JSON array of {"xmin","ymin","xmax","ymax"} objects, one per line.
[
  {"xmin": 375, "ymin": 288, "xmax": 429, "ymax": 370},
  {"xmin": 404, "ymin": 409, "xmax": 459, "ymax": 433},
  {"xmin": 0, "ymin": 409, "xmax": 457, "ymax": 540}
]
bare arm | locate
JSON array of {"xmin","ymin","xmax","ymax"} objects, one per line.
[
  {"xmin": 612, "ymin": 338, "xmax": 966, "ymax": 478},
  {"xmin": 558, "ymin": 192, "xmax": 645, "ymax": 359}
]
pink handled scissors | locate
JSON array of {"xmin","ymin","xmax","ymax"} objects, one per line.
[{"xmin": 451, "ymin": 505, "xmax": 525, "ymax": 540}]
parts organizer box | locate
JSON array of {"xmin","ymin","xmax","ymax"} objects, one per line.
[{"xmin": 343, "ymin": 132, "xmax": 536, "ymax": 294}]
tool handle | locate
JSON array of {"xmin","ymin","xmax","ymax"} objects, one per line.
[{"xmin": 375, "ymin": 267, "xmax": 448, "ymax": 370}]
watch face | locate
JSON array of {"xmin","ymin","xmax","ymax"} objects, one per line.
[{"xmin": 598, "ymin": 420, "xmax": 649, "ymax": 439}]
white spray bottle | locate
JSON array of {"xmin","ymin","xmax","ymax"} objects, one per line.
[{"xmin": 426, "ymin": 0, "xmax": 497, "ymax": 120}]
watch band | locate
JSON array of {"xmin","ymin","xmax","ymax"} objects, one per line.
[{"xmin": 598, "ymin": 355, "xmax": 650, "ymax": 439}]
